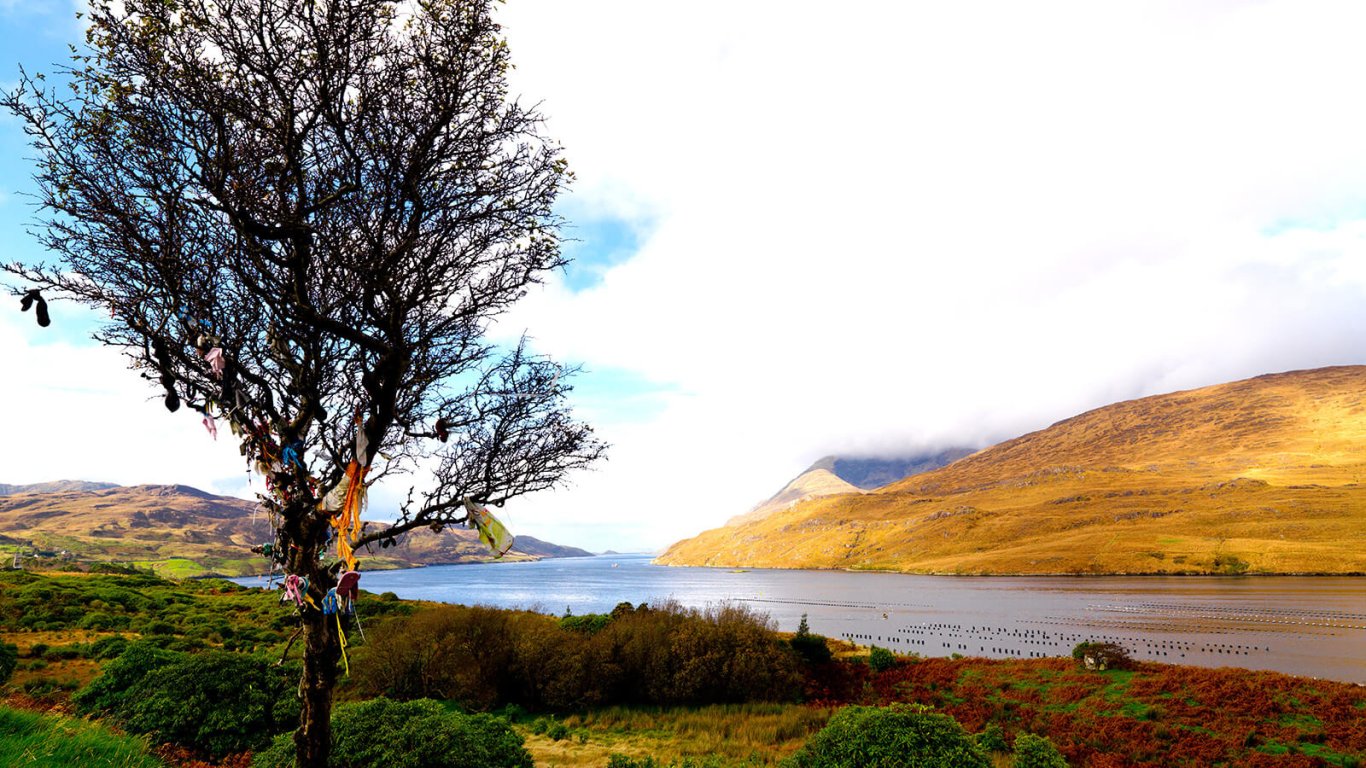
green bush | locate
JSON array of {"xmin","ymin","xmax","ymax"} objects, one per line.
[
  {"xmin": 0, "ymin": 641, "xmax": 16, "ymax": 685},
  {"xmin": 354, "ymin": 600, "xmax": 801, "ymax": 711},
  {"xmin": 252, "ymin": 697, "xmax": 532, "ymax": 768},
  {"xmin": 1013, "ymin": 733, "xmax": 1068, "ymax": 768},
  {"xmin": 1070, "ymin": 641, "xmax": 1132, "ymax": 671},
  {"xmin": 783, "ymin": 704, "xmax": 991, "ymax": 768},
  {"xmin": 789, "ymin": 614, "xmax": 832, "ymax": 665},
  {"xmin": 868, "ymin": 645, "xmax": 895, "ymax": 672},
  {"xmin": 976, "ymin": 723, "xmax": 1009, "ymax": 752},
  {"xmin": 89, "ymin": 635, "xmax": 130, "ymax": 660},
  {"xmin": 559, "ymin": 613, "xmax": 612, "ymax": 634},
  {"xmin": 75, "ymin": 643, "xmax": 297, "ymax": 757},
  {"xmin": 72, "ymin": 641, "xmax": 179, "ymax": 714}
]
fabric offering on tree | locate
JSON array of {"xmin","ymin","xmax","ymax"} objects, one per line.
[
  {"xmin": 464, "ymin": 497, "xmax": 515, "ymax": 558},
  {"xmin": 19, "ymin": 289, "xmax": 50, "ymax": 327},
  {"xmin": 336, "ymin": 570, "xmax": 361, "ymax": 605},
  {"xmin": 204, "ymin": 346, "xmax": 225, "ymax": 377},
  {"xmin": 327, "ymin": 460, "xmax": 367, "ymax": 571},
  {"xmin": 282, "ymin": 574, "xmax": 315, "ymax": 610},
  {"xmin": 354, "ymin": 416, "xmax": 370, "ymax": 467},
  {"xmin": 199, "ymin": 409, "xmax": 218, "ymax": 440}
]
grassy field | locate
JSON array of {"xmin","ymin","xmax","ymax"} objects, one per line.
[
  {"xmin": 516, "ymin": 704, "xmax": 831, "ymax": 767},
  {"xmin": 0, "ymin": 705, "xmax": 165, "ymax": 768}
]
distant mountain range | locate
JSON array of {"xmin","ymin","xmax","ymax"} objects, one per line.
[
  {"xmin": 0, "ymin": 483, "xmax": 591, "ymax": 577},
  {"xmin": 0, "ymin": 480, "xmax": 120, "ymax": 496},
  {"xmin": 727, "ymin": 450, "xmax": 974, "ymax": 528},
  {"xmin": 659, "ymin": 367, "xmax": 1366, "ymax": 575}
]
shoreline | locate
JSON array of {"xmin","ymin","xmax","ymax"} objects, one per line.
[{"xmin": 650, "ymin": 558, "xmax": 1366, "ymax": 578}]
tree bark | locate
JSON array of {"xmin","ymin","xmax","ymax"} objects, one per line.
[
  {"xmin": 291, "ymin": 518, "xmax": 340, "ymax": 768},
  {"xmin": 296, "ymin": 606, "xmax": 339, "ymax": 767}
]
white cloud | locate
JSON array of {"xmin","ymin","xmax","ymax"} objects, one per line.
[
  {"xmin": 0, "ymin": 305, "xmax": 255, "ymax": 497},
  {"xmin": 4, "ymin": 2, "xmax": 1366, "ymax": 554},
  {"xmin": 486, "ymin": 0, "xmax": 1366, "ymax": 550}
]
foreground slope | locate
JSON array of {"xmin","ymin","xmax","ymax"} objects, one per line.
[
  {"xmin": 0, "ymin": 483, "xmax": 590, "ymax": 576},
  {"xmin": 659, "ymin": 367, "xmax": 1366, "ymax": 574}
]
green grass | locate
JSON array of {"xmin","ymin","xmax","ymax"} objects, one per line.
[
  {"xmin": 131, "ymin": 559, "xmax": 207, "ymax": 579},
  {"xmin": 1297, "ymin": 741, "xmax": 1365, "ymax": 768},
  {"xmin": 1278, "ymin": 712, "xmax": 1324, "ymax": 731},
  {"xmin": 517, "ymin": 703, "xmax": 831, "ymax": 766},
  {"xmin": 0, "ymin": 706, "xmax": 166, "ymax": 767}
]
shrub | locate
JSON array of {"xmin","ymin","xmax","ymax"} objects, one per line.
[
  {"xmin": 0, "ymin": 641, "xmax": 16, "ymax": 685},
  {"xmin": 783, "ymin": 703, "xmax": 991, "ymax": 768},
  {"xmin": 976, "ymin": 723, "xmax": 1009, "ymax": 753},
  {"xmin": 88, "ymin": 635, "xmax": 130, "ymax": 660},
  {"xmin": 790, "ymin": 614, "xmax": 832, "ymax": 665},
  {"xmin": 1071, "ymin": 641, "xmax": 1132, "ymax": 671},
  {"xmin": 559, "ymin": 613, "xmax": 612, "ymax": 634},
  {"xmin": 72, "ymin": 641, "xmax": 179, "ymax": 715},
  {"xmin": 76, "ymin": 643, "xmax": 297, "ymax": 757},
  {"xmin": 355, "ymin": 600, "xmax": 801, "ymax": 711},
  {"xmin": 1213, "ymin": 553, "xmax": 1250, "ymax": 574},
  {"xmin": 252, "ymin": 697, "xmax": 532, "ymax": 768},
  {"xmin": 868, "ymin": 646, "xmax": 895, "ymax": 672},
  {"xmin": 1013, "ymin": 733, "xmax": 1068, "ymax": 768}
]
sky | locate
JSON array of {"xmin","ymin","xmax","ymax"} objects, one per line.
[{"xmin": 4, "ymin": 1, "xmax": 1366, "ymax": 552}]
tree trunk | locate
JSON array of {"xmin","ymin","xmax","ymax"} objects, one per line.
[
  {"xmin": 291, "ymin": 520, "xmax": 340, "ymax": 768},
  {"xmin": 296, "ymin": 604, "xmax": 340, "ymax": 767}
]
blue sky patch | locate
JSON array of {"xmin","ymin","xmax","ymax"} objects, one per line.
[
  {"xmin": 556, "ymin": 205, "xmax": 651, "ymax": 293},
  {"xmin": 563, "ymin": 364, "xmax": 681, "ymax": 426}
]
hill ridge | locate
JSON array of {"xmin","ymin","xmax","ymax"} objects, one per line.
[
  {"xmin": 658, "ymin": 366, "xmax": 1366, "ymax": 574},
  {"xmin": 0, "ymin": 483, "xmax": 591, "ymax": 576}
]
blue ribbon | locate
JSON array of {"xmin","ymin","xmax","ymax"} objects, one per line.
[{"xmin": 282, "ymin": 441, "xmax": 304, "ymax": 469}]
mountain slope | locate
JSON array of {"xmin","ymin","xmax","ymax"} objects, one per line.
[
  {"xmin": 727, "ymin": 461, "xmax": 863, "ymax": 527},
  {"xmin": 0, "ymin": 483, "xmax": 590, "ymax": 577},
  {"xmin": 727, "ymin": 449, "xmax": 975, "ymax": 527},
  {"xmin": 658, "ymin": 367, "xmax": 1366, "ymax": 574},
  {"xmin": 831, "ymin": 450, "xmax": 976, "ymax": 489},
  {"xmin": 0, "ymin": 480, "xmax": 120, "ymax": 496}
]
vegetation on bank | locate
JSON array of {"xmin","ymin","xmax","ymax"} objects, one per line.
[
  {"xmin": 2, "ymin": 568, "xmax": 1364, "ymax": 768},
  {"xmin": 351, "ymin": 601, "xmax": 802, "ymax": 710}
]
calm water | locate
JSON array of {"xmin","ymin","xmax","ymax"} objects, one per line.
[{"xmin": 236, "ymin": 554, "xmax": 1366, "ymax": 684}]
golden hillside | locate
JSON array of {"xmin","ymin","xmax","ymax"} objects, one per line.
[
  {"xmin": 726, "ymin": 464, "xmax": 863, "ymax": 527},
  {"xmin": 658, "ymin": 367, "xmax": 1366, "ymax": 574},
  {"xmin": 0, "ymin": 484, "xmax": 589, "ymax": 577}
]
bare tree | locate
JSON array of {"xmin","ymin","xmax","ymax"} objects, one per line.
[{"xmin": 2, "ymin": 1, "xmax": 605, "ymax": 764}]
